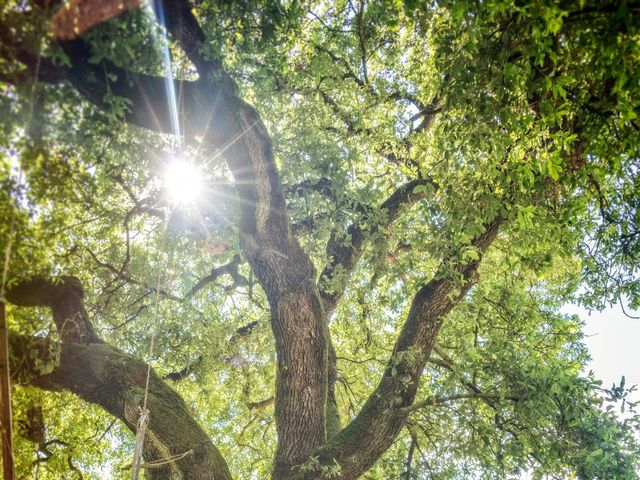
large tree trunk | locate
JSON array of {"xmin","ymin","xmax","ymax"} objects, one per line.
[
  {"xmin": 1, "ymin": 4, "xmax": 508, "ymax": 479},
  {"xmin": 207, "ymin": 97, "xmax": 331, "ymax": 477}
]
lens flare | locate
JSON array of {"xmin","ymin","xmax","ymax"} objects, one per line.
[{"xmin": 165, "ymin": 159, "xmax": 203, "ymax": 205}]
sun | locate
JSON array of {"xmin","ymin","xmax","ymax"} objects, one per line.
[{"xmin": 164, "ymin": 158, "xmax": 204, "ymax": 205}]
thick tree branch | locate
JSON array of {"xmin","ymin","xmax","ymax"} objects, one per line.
[
  {"xmin": 51, "ymin": 0, "xmax": 144, "ymax": 40},
  {"xmin": 50, "ymin": 0, "xmax": 216, "ymax": 77},
  {"xmin": 317, "ymin": 178, "xmax": 439, "ymax": 448},
  {"xmin": 6, "ymin": 275, "xmax": 233, "ymax": 479},
  {"xmin": 9, "ymin": 334, "xmax": 232, "ymax": 480},
  {"xmin": 61, "ymin": 38, "xmax": 221, "ymax": 134},
  {"xmin": 153, "ymin": 0, "xmax": 217, "ymax": 77},
  {"xmin": 6, "ymin": 277, "xmax": 100, "ymax": 344},
  {"xmin": 319, "ymin": 178, "xmax": 438, "ymax": 317},
  {"xmin": 0, "ymin": 35, "xmax": 212, "ymax": 135},
  {"xmin": 306, "ymin": 217, "xmax": 503, "ymax": 480}
]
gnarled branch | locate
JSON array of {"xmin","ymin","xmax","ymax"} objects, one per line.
[
  {"xmin": 6, "ymin": 277, "xmax": 99, "ymax": 344},
  {"xmin": 6, "ymin": 275, "xmax": 232, "ymax": 480},
  {"xmin": 307, "ymin": 217, "xmax": 503, "ymax": 480},
  {"xmin": 10, "ymin": 334, "xmax": 231, "ymax": 480},
  {"xmin": 319, "ymin": 177, "xmax": 438, "ymax": 316}
]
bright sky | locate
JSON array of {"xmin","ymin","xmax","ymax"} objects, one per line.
[
  {"xmin": 520, "ymin": 301, "xmax": 640, "ymax": 479},
  {"xmin": 562, "ymin": 301, "xmax": 640, "ymax": 400}
]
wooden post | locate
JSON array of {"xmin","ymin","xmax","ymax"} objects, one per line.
[{"xmin": 0, "ymin": 300, "xmax": 14, "ymax": 480}]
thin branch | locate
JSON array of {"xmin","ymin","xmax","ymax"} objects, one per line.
[
  {"xmin": 164, "ymin": 356, "xmax": 203, "ymax": 382},
  {"xmin": 286, "ymin": 177, "xmax": 336, "ymax": 201},
  {"xmin": 404, "ymin": 424, "xmax": 417, "ymax": 480},
  {"xmin": 399, "ymin": 392, "xmax": 525, "ymax": 414},
  {"xmin": 355, "ymin": 0, "xmax": 369, "ymax": 84},
  {"xmin": 185, "ymin": 254, "xmax": 247, "ymax": 298},
  {"xmin": 86, "ymin": 248, "xmax": 181, "ymax": 302},
  {"xmin": 246, "ymin": 396, "xmax": 274, "ymax": 411},
  {"xmin": 319, "ymin": 177, "xmax": 439, "ymax": 316}
]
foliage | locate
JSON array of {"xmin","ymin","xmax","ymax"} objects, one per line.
[{"xmin": 0, "ymin": 0, "xmax": 639, "ymax": 479}]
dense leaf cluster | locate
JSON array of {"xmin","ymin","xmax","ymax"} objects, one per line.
[{"xmin": 0, "ymin": 0, "xmax": 639, "ymax": 478}]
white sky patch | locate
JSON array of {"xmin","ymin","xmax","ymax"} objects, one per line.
[
  {"xmin": 562, "ymin": 301, "xmax": 640, "ymax": 400},
  {"xmin": 516, "ymin": 301, "xmax": 640, "ymax": 480}
]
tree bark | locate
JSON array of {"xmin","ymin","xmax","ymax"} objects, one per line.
[
  {"xmin": 10, "ymin": 335, "xmax": 232, "ymax": 480},
  {"xmin": 297, "ymin": 219, "xmax": 502, "ymax": 480},
  {"xmin": 1, "ymin": 5, "xmax": 505, "ymax": 479},
  {"xmin": 208, "ymin": 98, "xmax": 330, "ymax": 477},
  {"xmin": 7, "ymin": 277, "xmax": 232, "ymax": 480}
]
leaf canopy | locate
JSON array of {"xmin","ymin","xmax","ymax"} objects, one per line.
[{"xmin": 0, "ymin": 0, "xmax": 639, "ymax": 479}]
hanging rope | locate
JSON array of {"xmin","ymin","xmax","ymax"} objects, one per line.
[
  {"xmin": 139, "ymin": 449, "xmax": 193, "ymax": 469},
  {"xmin": 130, "ymin": 219, "xmax": 166, "ymax": 480},
  {"xmin": 130, "ymin": 406, "xmax": 149, "ymax": 480},
  {"xmin": 131, "ymin": 200, "xmax": 194, "ymax": 479},
  {"xmin": 130, "ymin": 4, "xmax": 180, "ymax": 474}
]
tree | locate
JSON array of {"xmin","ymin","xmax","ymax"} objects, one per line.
[{"xmin": 1, "ymin": 0, "xmax": 639, "ymax": 478}]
